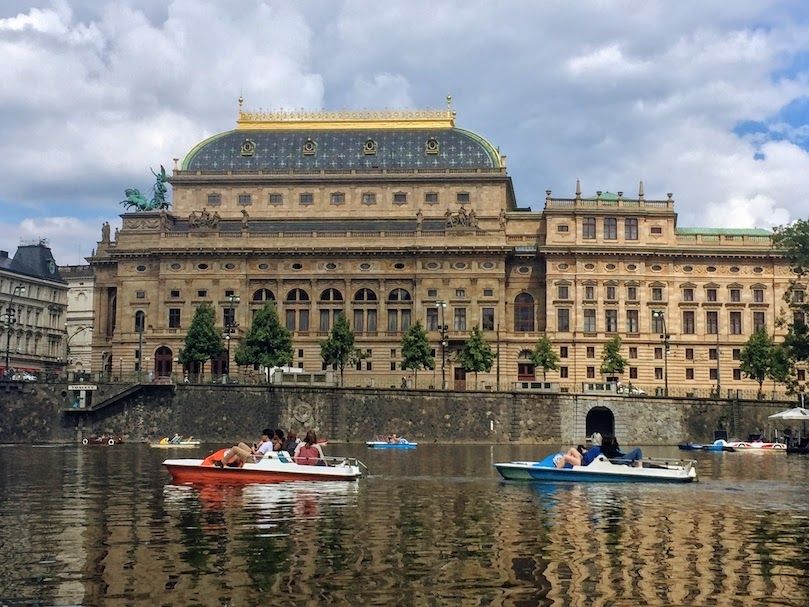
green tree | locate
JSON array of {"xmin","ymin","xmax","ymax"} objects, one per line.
[
  {"xmin": 401, "ymin": 321, "xmax": 434, "ymax": 386},
  {"xmin": 320, "ymin": 313, "xmax": 357, "ymax": 387},
  {"xmin": 234, "ymin": 303, "xmax": 293, "ymax": 374},
  {"xmin": 178, "ymin": 303, "xmax": 223, "ymax": 379},
  {"xmin": 740, "ymin": 328, "xmax": 773, "ymax": 398},
  {"xmin": 773, "ymin": 219, "xmax": 809, "ymax": 362},
  {"xmin": 457, "ymin": 325, "xmax": 495, "ymax": 390},
  {"xmin": 768, "ymin": 342, "xmax": 796, "ymax": 395},
  {"xmin": 600, "ymin": 336, "xmax": 628, "ymax": 378},
  {"xmin": 531, "ymin": 334, "xmax": 559, "ymax": 381}
]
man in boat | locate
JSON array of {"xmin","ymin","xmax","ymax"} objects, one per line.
[
  {"xmin": 216, "ymin": 429, "xmax": 273, "ymax": 467},
  {"xmin": 601, "ymin": 435, "xmax": 643, "ymax": 466}
]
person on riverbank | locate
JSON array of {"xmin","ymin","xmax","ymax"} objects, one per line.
[
  {"xmin": 294, "ymin": 430, "xmax": 325, "ymax": 465},
  {"xmin": 217, "ymin": 429, "xmax": 273, "ymax": 467}
]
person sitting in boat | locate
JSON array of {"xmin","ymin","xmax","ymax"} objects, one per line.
[
  {"xmin": 388, "ymin": 433, "xmax": 399, "ymax": 444},
  {"xmin": 294, "ymin": 430, "xmax": 326, "ymax": 465},
  {"xmin": 272, "ymin": 429, "xmax": 285, "ymax": 451},
  {"xmin": 555, "ymin": 443, "xmax": 601, "ymax": 468},
  {"xmin": 601, "ymin": 435, "xmax": 643, "ymax": 466},
  {"xmin": 282, "ymin": 429, "xmax": 299, "ymax": 454},
  {"xmin": 217, "ymin": 429, "xmax": 273, "ymax": 467},
  {"xmin": 169, "ymin": 433, "xmax": 183, "ymax": 444}
]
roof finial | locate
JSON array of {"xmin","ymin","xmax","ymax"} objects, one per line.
[
  {"xmin": 575, "ymin": 178, "xmax": 581, "ymax": 198},
  {"xmin": 238, "ymin": 95, "xmax": 244, "ymax": 111},
  {"xmin": 446, "ymin": 94, "xmax": 452, "ymax": 110},
  {"xmin": 638, "ymin": 180, "xmax": 645, "ymax": 199}
]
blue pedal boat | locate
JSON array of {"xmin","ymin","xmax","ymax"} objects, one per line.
[
  {"xmin": 365, "ymin": 440, "xmax": 417, "ymax": 449},
  {"xmin": 495, "ymin": 453, "xmax": 697, "ymax": 483}
]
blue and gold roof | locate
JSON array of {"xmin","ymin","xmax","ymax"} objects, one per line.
[{"xmin": 181, "ymin": 104, "xmax": 503, "ymax": 172}]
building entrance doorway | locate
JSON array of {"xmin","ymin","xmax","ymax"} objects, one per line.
[
  {"xmin": 453, "ymin": 367, "xmax": 466, "ymax": 391},
  {"xmin": 154, "ymin": 346, "xmax": 173, "ymax": 378}
]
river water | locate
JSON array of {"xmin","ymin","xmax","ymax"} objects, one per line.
[{"xmin": 0, "ymin": 443, "xmax": 807, "ymax": 606}]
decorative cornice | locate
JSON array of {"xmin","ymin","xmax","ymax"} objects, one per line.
[{"xmin": 236, "ymin": 108, "xmax": 456, "ymax": 131}]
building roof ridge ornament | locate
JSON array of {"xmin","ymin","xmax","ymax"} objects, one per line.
[{"xmin": 236, "ymin": 101, "xmax": 456, "ymax": 131}]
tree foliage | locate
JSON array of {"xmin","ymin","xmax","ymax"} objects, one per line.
[
  {"xmin": 234, "ymin": 303, "xmax": 293, "ymax": 370},
  {"xmin": 531, "ymin": 334, "xmax": 559, "ymax": 380},
  {"xmin": 739, "ymin": 328, "xmax": 773, "ymax": 398},
  {"xmin": 600, "ymin": 336, "xmax": 628, "ymax": 377},
  {"xmin": 320, "ymin": 313, "xmax": 357, "ymax": 386},
  {"xmin": 178, "ymin": 303, "xmax": 223, "ymax": 376},
  {"xmin": 773, "ymin": 219, "xmax": 809, "ymax": 363},
  {"xmin": 401, "ymin": 321, "xmax": 434, "ymax": 384},
  {"xmin": 457, "ymin": 325, "xmax": 495, "ymax": 389}
]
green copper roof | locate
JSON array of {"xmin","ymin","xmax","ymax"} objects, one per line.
[{"xmin": 676, "ymin": 227, "xmax": 771, "ymax": 236}]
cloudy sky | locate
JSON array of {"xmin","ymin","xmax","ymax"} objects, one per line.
[{"xmin": 2, "ymin": 0, "xmax": 809, "ymax": 265}]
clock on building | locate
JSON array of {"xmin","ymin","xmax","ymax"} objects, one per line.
[{"xmin": 48, "ymin": 260, "xmax": 56, "ymax": 274}]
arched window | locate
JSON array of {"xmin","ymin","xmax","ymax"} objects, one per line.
[
  {"xmin": 285, "ymin": 288, "xmax": 309, "ymax": 302},
  {"xmin": 319, "ymin": 288, "xmax": 343, "ymax": 302},
  {"xmin": 514, "ymin": 293, "xmax": 535, "ymax": 332},
  {"xmin": 252, "ymin": 288, "xmax": 275, "ymax": 302},
  {"xmin": 388, "ymin": 288, "xmax": 412, "ymax": 302},
  {"xmin": 353, "ymin": 288, "xmax": 377, "ymax": 302},
  {"xmin": 134, "ymin": 310, "xmax": 145, "ymax": 332}
]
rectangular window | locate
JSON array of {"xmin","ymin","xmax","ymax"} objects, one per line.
[
  {"xmin": 454, "ymin": 308, "xmax": 466, "ymax": 331},
  {"xmin": 402, "ymin": 310, "xmax": 412, "ymax": 333},
  {"xmin": 604, "ymin": 217, "xmax": 617, "ymax": 240},
  {"xmin": 651, "ymin": 226, "xmax": 663, "ymax": 235},
  {"xmin": 387, "ymin": 310, "xmax": 398, "ymax": 333},
  {"xmin": 707, "ymin": 288, "xmax": 717, "ymax": 302},
  {"xmin": 732, "ymin": 348, "xmax": 741, "ymax": 361},
  {"xmin": 557, "ymin": 308, "xmax": 570, "ymax": 332},
  {"xmin": 483, "ymin": 288, "xmax": 494, "ymax": 297},
  {"xmin": 733, "ymin": 368, "xmax": 742, "ymax": 381},
  {"xmin": 426, "ymin": 308, "xmax": 438, "ymax": 330},
  {"xmin": 707, "ymin": 311, "xmax": 718, "ymax": 334},
  {"xmin": 455, "ymin": 288, "xmax": 466, "ymax": 298},
  {"xmin": 393, "ymin": 192, "xmax": 407, "ymax": 204},
  {"xmin": 558, "ymin": 285, "xmax": 569, "ymax": 299},
  {"xmin": 682, "ymin": 288, "xmax": 694, "ymax": 302},
  {"xmin": 390, "ymin": 349, "xmax": 396, "ymax": 358},
  {"xmin": 629, "ymin": 367, "xmax": 638, "ymax": 379},
  {"xmin": 682, "ymin": 310, "xmax": 695, "ymax": 334},
  {"xmin": 652, "ymin": 312, "xmax": 665, "ymax": 334},
  {"xmin": 361, "ymin": 192, "xmax": 376, "ymax": 205},
  {"xmin": 625, "ymin": 218, "xmax": 638, "ymax": 240},
  {"xmin": 299, "ymin": 193, "xmax": 313, "ymax": 205},
  {"xmin": 560, "ymin": 367, "xmax": 568, "ymax": 379},
  {"xmin": 655, "ymin": 367, "xmax": 663, "ymax": 380},
  {"xmin": 482, "ymin": 308, "xmax": 495, "ymax": 331},
  {"xmin": 136, "ymin": 291, "xmax": 145, "ymax": 299},
  {"xmin": 207, "ymin": 193, "xmax": 221, "ymax": 206},
  {"xmin": 798, "ymin": 369, "xmax": 806, "ymax": 381},
  {"xmin": 223, "ymin": 308, "xmax": 236, "ymax": 329},
  {"xmin": 427, "ymin": 288, "xmax": 437, "ymax": 297},
  {"xmin": 299, "ymin": 310, "xmax": 309, "ymax": 331},
  {"xmin": 586, "ymin": 346, "xmax": 595, "ymax": 358},
  {"xmin": 557, "ymin": 224, "xmax": 569, "ymax": 233},
  {"xmin": 587, "ymin": 366, "xmax": 595, "ymax": 379},
  {"xmin": 456, "ymin": 192, "xmax": 470, "ymax": 204},
  {"xmin": 298, "ymin": 349, "xmax": 304, "ymax": 358},
  {"xmin": 685, "ymin": 348, "xmax": 694, "ymax": 360},
  {"xmin": 626, "ymin": 309, "xmax": 639, "ymax": 333},
  {"xmin": 651, "ymin": 287, "xmax": 663, "ymax": 301},
  {"xmin": 267, "ymin": 193, "xmax": 283, "ymax": 206},
  {"xmin": 330, "ymin": 192, "xmax": 345, "ymax": 205},
  {"xmin": 730, "ymin": 289, "xmax": 741, "ymax": 302},
  {"xmin": 170, "ymin": 289, "xmax": 180, "ymax": 298},
  {"xmin": 168, "ymin": 308, "xmax": 181, "ymax": 328},
  {"xmin": 753, "ymin": 289, "xmax": 764, "ymax": 303},
  {"xmin": 238, "ymin": 193, "xmax": 252, "ymax": 206},
  {"xmin": 560, "ymin": 346, "xmax": 568, "ymax": 358},
  {"xmin": 629, "ymin": 347, "xmax": 637, "ymax": 359},
  {"xmin": 367, "ymin": 310, "xmax": 377, "ymax": 332},
  {"xmin": 686, "ymin": 368, "xmax": 694, "ymax": 380},
  {"xmin": 753, "ymin": 311, "xmax": 765, "ymax": 332},
  {"xmin": 286, "ymin": 310, "xmax": 295, "ymax": 331},
  {"xmin": 320, "ymin": 310, "xmax": 331, "ymax": 332},
  {"xmin": 730, "ymin": 311, "xmax": 742, "ymax": 335},
  {"xmin": 583, "ymin": 309, "xmax": 596, "ymax": 332},
  {"xmin": 584, "ymin": 285, "xmax": 595, "ymax": 300},
  {"xmin": 425, "ymin": 192, "xmax": 438, "ymax": 204},
  {"xmin": 197, "ymin": 290, "xmax": 207, "ymax": 298},
  {"xmin": 605, "ymin": 309, "xmax": 618, "ymax": 333},
  {"xmin": 583, "ymin": 217, "xmax": 596, "ymax": 239},
  {"xmin": 627, "ymin": 286, "xmax": 637, "ymax": 301},
  {"xmin": 709, "ymin": 348, "xmax": 718, "ymax": 360},
  {"xmin": 709, "ymin": 368, "xmax": 718, "ymax": 380},
  {"xmin": 655, "ymin": 347, "xmax": 663, "ymax": 360},
  {"xmin": 793, "ymin": 290, "xmax": 805, "ymax": 304},
  {"xmin": 606, "ymin": 286, "xmax": 616, "ymax": 300},
  {"xmin": 390, "ymin": 362, "xmax": 397, "ymax": 371}
]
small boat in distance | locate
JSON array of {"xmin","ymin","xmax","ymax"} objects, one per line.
[
  {"xmin": 678, "ymin": 440, "xmax": 735, "ymax": 452},
  {"xmin": 164, "ymin": 448, "xmax": 365, "ymax": 484},
  {"xmin": 366, "ymin": 438, "xmax": 417, "ymax": 449},
  {"xmin": 723, "ymin": 439, "xmax": 786, "ymax": 451},
  {"xmin": 82, "ymin": 435, "xmax": 123, "ymax": 446},
  {"xmin": 495, "ymin": 453, "xmax": 697, "ymax": 483},
  {"xmin": 150, "ymin": 435, "xmax": 201, "ymax": 449}
]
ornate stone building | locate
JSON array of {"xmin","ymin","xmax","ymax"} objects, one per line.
[
  {"xmin": 1, "ymin": 242, "xmax": 68, "ymax": 377},
  {"xmin": 88, "ymin": 103, "xmax": 805, "ymax": 395}
]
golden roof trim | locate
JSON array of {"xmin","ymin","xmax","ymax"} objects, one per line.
[{"xmin": 236, "ymin": 108, "xmax": 456, "ymax": 131}]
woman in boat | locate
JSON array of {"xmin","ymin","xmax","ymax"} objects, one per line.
[
  {"xmin": 282, "ymin": 429, "xmax": 299, "ymax": 454},
  {"xmin": 217, "ymin": 429, "xmax": 273, "ymax": 467},
  {"xmin": 601, "ymin": 435, "xmax": 643, "ymax": 465},
  {"xmin": 271, "ymin": 429, "xmax": 285, "ymax": 451},
  {"xmin": 293, "ymin": 430, "xmax": 326, "ymax": 465},
  {"xmin": 555, "ymin": 443, "xmax": 600, "ymax": 468}
]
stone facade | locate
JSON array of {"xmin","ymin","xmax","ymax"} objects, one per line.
[
  {"xmin": 87, "ymin": 106, "xmax": 806, "ymax": 396},
  {"xmin": 60, "ymin": 265, "xmax": 95, "ymax": 377}
]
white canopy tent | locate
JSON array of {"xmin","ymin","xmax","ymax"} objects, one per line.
[{"xmin": 767, "ymin": 407, "xmax": 809, "ymax": 420}]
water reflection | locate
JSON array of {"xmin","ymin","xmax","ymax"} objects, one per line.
[{"xmin": 0, "ymin": 444, "xmax": 806, "ymax": 606}]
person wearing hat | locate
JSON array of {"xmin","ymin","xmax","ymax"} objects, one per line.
[{"xmin": 216, "ymin": 429, "xmax": 273, "ymax": 467}]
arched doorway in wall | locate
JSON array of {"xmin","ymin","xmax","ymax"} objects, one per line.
[
  {"xmin": 154, "ymin": 346, "xmax": 173, "ymax": 378},
  {"xmin": 586, "ymin": 406, "xmax": 615, "ymax": 438}
]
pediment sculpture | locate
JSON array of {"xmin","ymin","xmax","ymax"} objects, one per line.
[
  {"xmin": 189, "ymin": 207, "xmax": 221, "ymax": 229},
  {"xmin": 445, "ymin": 206, "xmax": 478, "ymax": 229}
]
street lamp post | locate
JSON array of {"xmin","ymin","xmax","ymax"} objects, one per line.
[
  {"xmin": 224, "ymin": 294, "xmax": 240, "ymax": 383},
  {"xmin": 119, "ymin": 357, "xmax": 123, "ymax": 381},
  {"xmin": 3, "ymin": 284, "xmax": 25, "ymax": 378},
  {"xmin": 652, "ymin": 310, "xmax": 670, "ymax": 397},
  {"xmin": 435, "ymin": 301, "xmax": 448, "ymax": 390}
]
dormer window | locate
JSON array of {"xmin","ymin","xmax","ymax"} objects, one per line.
[
  {"xmin": 425, "ymin": 137, "xmax": 440, "ymax": 155},
  {"xmin": 363, "ymin": 139, "xmax": 377, "ymax": 155},
  {"xmin": 302, "ymin": 138, "xmax": 317, "ymax": 155}
]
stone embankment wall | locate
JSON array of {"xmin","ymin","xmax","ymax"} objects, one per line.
[{"xmin": 0, "ymin": 382, "xmax": 796, "ymax": 444}]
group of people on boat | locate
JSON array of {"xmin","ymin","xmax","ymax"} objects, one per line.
[
  {"xmin": 214, "ymin": 428, "xmax": 327, "ymax": 467},
  {"xmin": 376, "ymin": 433, "xmax": 408, "ymax": 444},
  {"xmin": 556, "ymin": 433, "xmax": 644, "ymax": 469}
]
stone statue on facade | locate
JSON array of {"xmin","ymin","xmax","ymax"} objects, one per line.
[
  {"xmin": 499, "ymin": 208, "xmax": 507, "ymax": 230},
  {"xmin": 445, "ymin": 206, "xmax": 479, "ymax": 230},
  {"xmin": 120, "ymin": 165, "xmax": 171, "ymax": 212},
  {"xmin": 416, "ymin": 209, "xmax": 423, "ymax": 231},
  {"xmin": 101, "ymin": 221, "xmax": 110, "ymax": 242},
  {"xmin": 189, "ymin": 207, "xmax": 220, "ymax": 230},
  {"xmin": 241, "ymin": 208, "xmax": 250, "ymax": 230}
]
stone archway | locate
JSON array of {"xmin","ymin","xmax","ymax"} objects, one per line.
[
  {"xmin": 154, "ymin": 346, "xmax": 173, "ymax": 378},
  {"xmin": 586, "ymin": 406, "xmax": 615, "ymax": 438}
]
